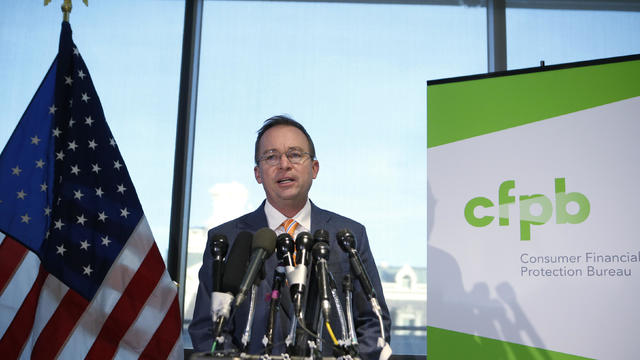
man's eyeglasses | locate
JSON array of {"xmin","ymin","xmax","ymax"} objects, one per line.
[{"xmin": 258, "ymin": 149, "xmax": 313, "ymax": 166}]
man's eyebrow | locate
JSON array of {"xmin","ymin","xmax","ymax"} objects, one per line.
[{"xmin": 261, "ymin": 146, "xmax": 304, "ymax": 155}]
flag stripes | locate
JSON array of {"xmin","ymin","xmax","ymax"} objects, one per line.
[{"xmin": 0, "ymin": 218, "xmax": 181, "ymax": 359}]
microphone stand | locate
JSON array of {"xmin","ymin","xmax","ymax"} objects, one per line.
[
  {"xmin": 263, "ymin": 266, "xmax": 286, "ymax": 352},
  {"xmin": 240, "ymin": 284, "xmax": 258, "ymax": 352},
  {"xmin": 342, "ymin": 274, "xmax": 359, "ymax": 353}
]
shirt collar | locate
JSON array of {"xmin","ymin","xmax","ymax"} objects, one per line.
[{"xmin": 264, "ymin": 199, "xmax": 312, "ymax": 232}]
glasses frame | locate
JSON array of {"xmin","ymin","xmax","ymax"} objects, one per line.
[{"xmin": 258, "ymin": 148, "xmax": 314, "ymax": 166}]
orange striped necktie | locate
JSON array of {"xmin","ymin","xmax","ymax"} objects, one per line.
[
  {"xmin": 282, "ymin": 218, "xmax": 299, "ymax": 264},
  {"xmin": 282, "ymin": 218, "xmax": 299, "ymax": 236}
]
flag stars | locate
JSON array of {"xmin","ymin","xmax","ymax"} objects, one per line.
[
  {"xmin": 49, "ymin": 104, "xmax": 57, "ymax": 114},
  {"xmin": 120, "ymin": 208, "xmax": 130, "ymax": 218},
  {"xmin": 68, "ymin": 140, "xmax": 78, "ymax": 151},
  {"xmin": 78, "ymin": 69, "xmax": 86, "ymax": 80},
  {"xmin": 64, "ymin": 75, "xmax": 73, "ymax": 86},
  {"xmin": 44, "ymin": 207, "xmax": 52, "ymax": 216},
  {"xmin": 56, "ymin": 244, "xmax": 67, "ymax": 256},
  {"xmin": 81, "ymin": 93, "xmax": 91, "ymax": 103},
  {"xmin": 95, "ymin": 187, "xmax": 104, "ymax": 198},
  {"xmin": 40, "ymin": 183, "xmax": 48, "ymax": 192},
  {"xmin": 56, "ymin": 151, "xmax": 65, "ymax": 161},
  {"xmin": 116, "ymin": 184, "xmax": 127, "ymax": 194},
  {"xmin": 16, "ymin": 190, "xmax": 27, "ymax": 200},
  {"xmin": 52, "ymin": 127, "xmax": 62, "ymax": 137},
  {"xmin": 101, "ymin": 236, "xmax": 111, "ymax": 246},
  {"xmin": 73, "ymin": 189, "xmax": 84, "ymax": 200},
  {"xmin": 85, "ymin": 116, "xmax": 95, "ymax": 127},
  {"xmin": 83, "ymin": 265, "xmax": 93, "ymax": 276},
  {"xmin": 109, "ymin": 138, "xmax": 116, "ymax": 147},
  {"xmin": 70, "ymin": 164, "xmax": 81, "ymax": 175},
  {"xmin": 113, "ymin": 160, "xmax": 123, "ymax": 170},
  {"xmin": 76, "ymin": 214, "xmax": 87, "ymax": 226},
  {"xmin": 91, "ymin": 163, "xmax": 101, "ymax": 174},
  {"xmin": 31, "ymin": 135, "xmax": 42, "ymax": 145},
  {"xmin": 73, "ymin": 47, "xmax": 80, "ymax": 56},
  {"xmin": 69, "ymin": 99, "xmax": 73, "ymax": 108},
  {"xmin": 11, "ymin": 166, "xmax": 22, "ymax": 176},
  {"xmin": 80, "ymin": 239, "xmax": 91, "ymax": 250},
  {"xmin": 35, "ymin": 159, "xmax": 45, "ymax": 168},
  {"xmin": 21, "ymin": 213, "xmax": 31, "ymax": 224},
  {"xmin": 88, "ymin": 139, "xmax": 98, "ymax": 150},
  {"xmin": 98, "ymin": 211, "xmax": 108, "ymax": 222},
  {"xmin": 69, "ymin": 117, "xmax": 76, "ymax": 127},
  {"xmin": 54, "ymin": 219, "xmax": 65, "ymax": 230}
]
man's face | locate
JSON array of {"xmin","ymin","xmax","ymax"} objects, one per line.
[{"xmin": 254, "ymin": 125, "xmax": 319, "ymax": 213}]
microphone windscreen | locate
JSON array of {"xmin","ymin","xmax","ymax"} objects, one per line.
[
  {"xmin": 209, "ymin": 233, "xmax": 228, "ymax": 259},
  {"xmin": 313, "ymin": 229, "xmax": 329, "ymax": 244},
  {"xmin": 336, "ymin": 228, "xmax": 356, "ymax": 252},
  {"xmin": 221, "ymin": 231, "xmax": 253, "ymax": 295},
  {"xmin": 312, "ymin": 241, "xmax": 330, "ymax": 260},
  {"xmin": 252, "ymin": 227, "xmax": 277, "ymax": 255}
]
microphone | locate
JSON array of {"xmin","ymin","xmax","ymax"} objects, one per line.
[
  {"xmin": 288, "ymin": 231, "xmax": 315, "ymax": 315},
  {"xmin": 276, "ymin": 233, "xmax": 295, "ymax": 267},
  {"xmin": 264, "ymin": 233, "xmax": 295, "ymax": 351},
  {"xmin": 313, "ymin": 229, "xmax": 329, "ymax": 244},
  {"xmin": 336, "ymin": 229, "xmax": 376, "ymax": 300},
  {"xmin": 209, "ymin": 233, "xmax": 229, "ymax": 293},
  {"xmin": 337, "ymin": 229, "xmax": 391, "ymax": 357},
  {"xmin": 312, "ymin": 241, "xmax": 331, "ymax": 321},
  {"xmin": 212, "ymin": 231, "xmax": 252, "ymax": 345},
  {"xmin": 234, "ymin": 227, "xmax": 277, "ymax": 307}
]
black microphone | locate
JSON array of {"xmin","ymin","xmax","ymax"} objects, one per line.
[
  {"xmin": 312, "ymin": 241, "xmax": 331, "ymax": 321},
  {"xmin": 288, "ymin": 231, "xmax": 315, "ymax": 315},
  {"xmin": 264, "ymin": 233, "xmax": 296, "ymax": 351},
  {"xmin": 212, "ymin": 231, "xmax": 252, "ymax": 344},
  {"xmin": 275, "ymin": 233, "xmax": 295, "ymax": 267},
  {"xmin": 234, "ymin": 227, "xmax": 277, "ymax": 307},
  {"xmin": 336, "ymin": 229, "xmax": 376, "ymax": 300},
  {"xmin": 313, "ymin": 229, "xmax": 329, "ymax": 244},
  {"xmin": 209, "ymin": 233, "xmax": 229, "ymax": 293}
]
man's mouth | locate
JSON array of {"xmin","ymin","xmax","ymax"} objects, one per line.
[{"xmin": 277, "ymin": 177, "xmax": 294, "ymax": 184}]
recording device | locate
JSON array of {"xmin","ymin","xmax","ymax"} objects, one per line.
[
  {"xmin": 287, "ymin": 231, "xmax": 314, "ymax": 316},
  {"xmin": 313, "ymin": 229, "xmax": 329, "ymax": 244},
  {"xmin": 209, "ymin": 233, "xmax": 229, "ymax": 293},
  {"xmin": 264, "ymin": 233, "xmax": 296, "ymax": 351},
  {"xmin": 336, "ymin": 229, "xmax": 391, "ymax": 358},
  {"xmin": 234, "ymin": 227, "xmax": 277, "ymax": 307},
  {"xmin": 275, "ymin": 233, "xmax": 295, "ymax": 267},
  {"xmin": 312, "ymin": 241, "xmax": 331, "ymax": 321},
  {"xmin": 335, "ymin": 229, "xmax": 376, "ymax": 300},
  {"xmin": 212, "ymin": 231, "xmax": 253, "ymax": 343}
]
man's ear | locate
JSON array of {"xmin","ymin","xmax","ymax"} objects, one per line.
[
  {"xmin": 254, "ymin": 165, "xmax": 263, "ymax": 184},
  {"xmin": 311, "ymin": 160, "xmax": 319, "ymax": 179}
]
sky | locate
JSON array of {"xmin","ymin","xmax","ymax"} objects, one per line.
[{"xmin": 1, "ymin": 1, "xmax": 639, "ymax": 270}]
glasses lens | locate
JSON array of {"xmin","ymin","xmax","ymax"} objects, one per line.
[{"xmin": 287, "ymin": 150, "xmax": 304, "ymax": 163}]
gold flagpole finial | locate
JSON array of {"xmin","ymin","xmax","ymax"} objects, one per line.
[{"xmin": 44, "ymin": 0, "xmax": 88, "ymax": 23}]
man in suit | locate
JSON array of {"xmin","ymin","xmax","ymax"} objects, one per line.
[{"xmin": 189, "ymin": 115, "xmax": 391, "ymax": 359}]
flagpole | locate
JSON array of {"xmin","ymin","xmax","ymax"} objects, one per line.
[
  {"xmin": 44, "ymin": 0, "xmax": 89, "ymax": 23},
  {"xmin": 61, "ymin": 0, "xmax": 72, "ymax": 22}
]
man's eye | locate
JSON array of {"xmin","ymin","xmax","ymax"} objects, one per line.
[
  {"xmin": 265, "ymin": 154, "xmax": 278, "ymax": 162},
  {"xmin": 289, "ymin": 151, "xmax": 303, "ymax": 160}
]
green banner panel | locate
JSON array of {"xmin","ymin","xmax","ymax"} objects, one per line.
[{"xmin": 427, "ymin": 58, "xmax": 640, "ymax": 148}]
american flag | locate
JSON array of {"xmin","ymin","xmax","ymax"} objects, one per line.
[{"xmin": 0, "ymin": 22, "xmax": 183, "ymax": 359}]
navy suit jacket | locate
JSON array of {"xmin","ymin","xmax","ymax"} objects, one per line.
[{"xmin": 188, "ymin": 201, "xmax": 391, "ymax": 359}]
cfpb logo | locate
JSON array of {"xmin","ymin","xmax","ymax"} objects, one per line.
[{"xmin": 464, "ymin": 178, "xmax": 590, "ymax": 240}]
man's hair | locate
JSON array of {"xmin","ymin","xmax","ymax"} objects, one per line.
[{"xmin": 254, "ymin": 115, "xmax": 316, "ymax": 164}]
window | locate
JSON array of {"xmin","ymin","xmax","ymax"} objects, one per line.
[
  {"xmin": 184, "ymin": 1, "xmax": 487, "ymax": 355},
  {"xmin": 507, "ymin": 7, "xmax": 640, "ymax": 69}
]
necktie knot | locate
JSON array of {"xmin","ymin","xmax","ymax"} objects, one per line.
[{"xmin": 282, "ymin": 218, "xmax": 298, "ymax": 236}]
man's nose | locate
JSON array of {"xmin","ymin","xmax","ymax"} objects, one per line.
[{"xmin": 278, "ymin": 152, "xmax": 292, "ymax": 168}]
